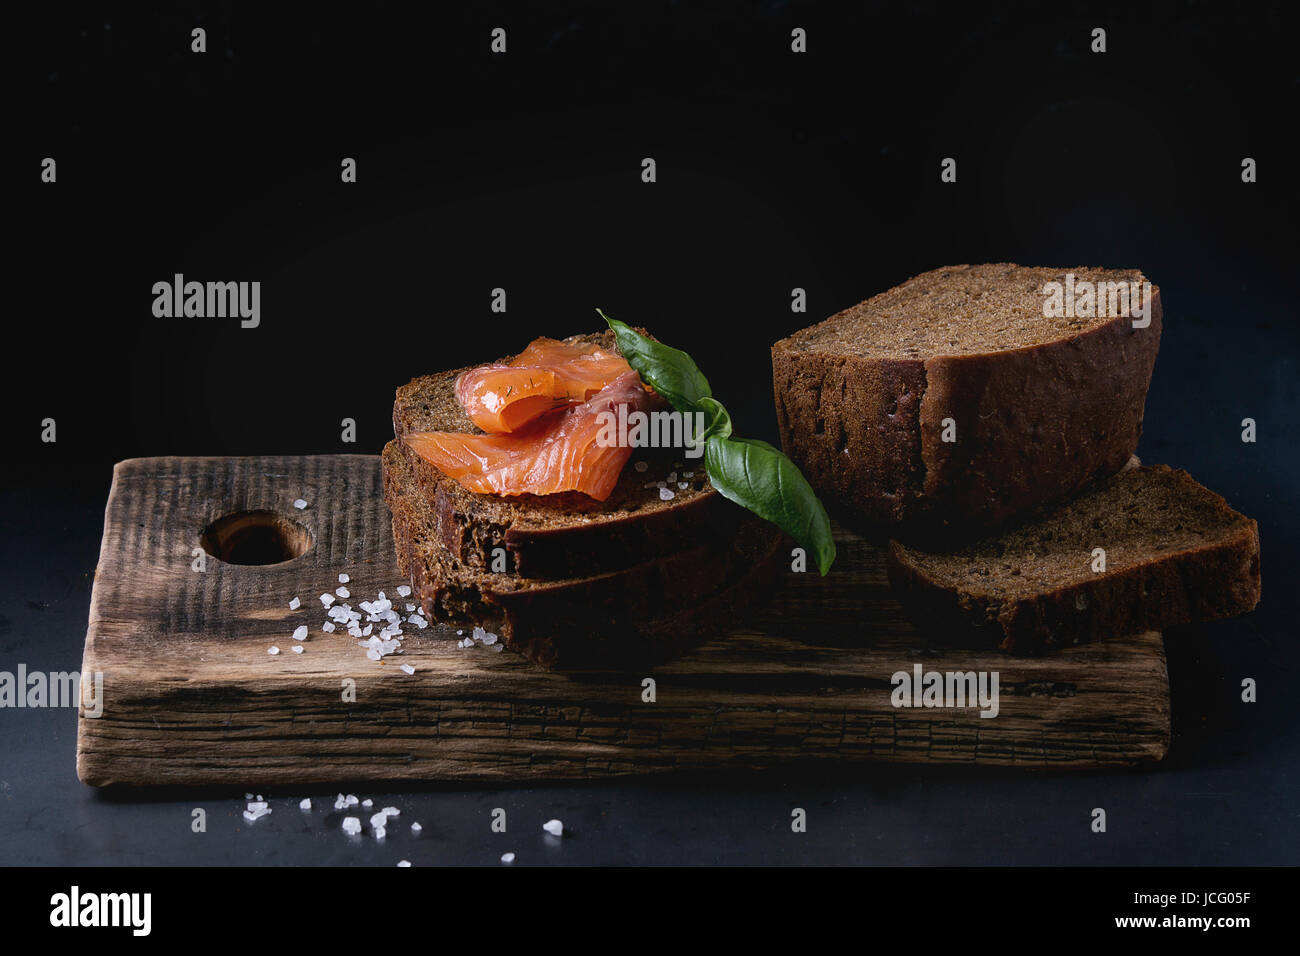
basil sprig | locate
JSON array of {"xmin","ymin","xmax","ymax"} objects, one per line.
[{"xmin": 599, "ymin": 310, "xmax": 836, "ymax": 575}]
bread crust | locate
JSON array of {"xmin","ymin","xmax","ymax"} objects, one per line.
[
  {"xmin": 384, "ymin": 441, "xmax": 784, "ymax": 668},
  {"xmin": 772, "ymin": 265, "xmax": 1163, "ymax": 544}
]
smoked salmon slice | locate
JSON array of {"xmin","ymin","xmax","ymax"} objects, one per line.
[
  {"xmin": 455, "ymin": 337, "xmax": 633, "ymax": 433},
  {"xmin": 405, "ymin": 371, "xmax": 665, "ymax": 501}
]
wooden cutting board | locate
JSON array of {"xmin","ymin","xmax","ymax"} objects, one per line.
[{"xmin": 76, "ymin": 455, "xmax": 1170, "ymax": 786}]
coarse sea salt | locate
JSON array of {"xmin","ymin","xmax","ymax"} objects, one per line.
[
  {"xmin": 338, "ymin": 573, "xmax": 350, "ymax": 584},
  {"xmin": 289, "ymin": 596, "xmax": 301, "ymax": 610},
  {"xmin": 400, "ymin": 664, "xmax": 415, "ymax": 675},
  {"xmin": 397, "ymin": 585, "xmax": 411, "ymax": 597},
  {"xmin": 299, "ymin": 798, "xmax": 311, "ymax": 811},
  {"xmin": 410, "ymin": 822, "xmax": 422, "ymax": 833},
  {"xmin": 321, "ymin": 592, "xmax": 336, "ymax": 607},
  {"xmin": 341, "ymin": 817, "xmax": 362, "ymax": 835},
  {"xmin": 370, "ymin": 812, "xmax": 389, "ymax": 829},
  {"xmin": 322, "ymin": 621, "xmax": 336, "ymax": 633},
  {"xmin": 268, "ymin": 646, "xmax": 280, "ymax": 655},
  {"xmin": 659, "ymin": 487, "xmax": 676, "ymax": 501},
  {"xmin": 542, "ymin": 819, "xmax": 564, "ymax": 836},
  {"xmin": 293, "ymin": 499, "xmax": 308, "ymax": 510},
  {"xmin": 501, "ymin": 852, "xmax": 516, "ymax": 864},
  {"xmin": 336, "ymin": 586, "xmax": 350, "ymax": 598},
  {"xmin": 243, "ymin": 807, "xmax": 271, "ymax": 822},
  {"xmin": 292, "ymin": 645, "xmax": 304, "ymax": 654},
  {"xmin": 397, "ymin": 860, "xmax": 411, "ymax": 867},
  {"xmin": 292, "ymin": 625, "xmax": 308, "ymax": 641}
]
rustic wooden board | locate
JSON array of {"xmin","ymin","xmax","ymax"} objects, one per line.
[{"xmin": 76, "ymin": 455, "xmax": 1170, "ymax": 786}]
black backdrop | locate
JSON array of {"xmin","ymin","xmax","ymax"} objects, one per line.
[
  {"xmin": 3, "ymin": 1, "xmax": 1297, "ymax": 872},
  {"xmin": 17, "ymin": 1, "xmax": 1296, "ymax": 481}
]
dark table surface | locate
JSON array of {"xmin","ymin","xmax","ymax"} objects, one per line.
[{"xmin": 4, "ymin": 1, "xmax": 1297, "ymax": 867}]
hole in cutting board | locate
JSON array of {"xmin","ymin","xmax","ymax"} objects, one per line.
[{"xmin": 199, "ymin": 510, "xmax": 313, "ymax": 566}]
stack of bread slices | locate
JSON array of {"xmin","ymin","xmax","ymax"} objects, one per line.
[
  {"xmin": 383, "ymin": 331, "xmax": 784, "ymax": 669},
  {"xmin": 772, "ymin": 264, "xmax": 1261, "ymax": 652}
]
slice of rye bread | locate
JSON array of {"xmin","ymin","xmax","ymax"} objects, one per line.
[
  {"xmin": 392, "ymin": 330, "xmax": 734, "ymax": 579},
  {"xmin": 382, "ymin": 441, "xmax": 785, "ymax": 669},
  {"xmin": 772, "ymin": 264, "xmax": 1163, "ymax": 544},
  {"xmin": 886, "ymin": 465, "xmax": 1261, "ymax": 653}
]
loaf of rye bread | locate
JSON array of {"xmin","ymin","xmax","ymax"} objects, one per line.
[
  {"xmin": 886, "ymin": 465, "xmax": 1261, "ymax": 653},
  {"xmin": 392, "ymin": 330, "xmax": 735, "ymax": 579},
  {"xmin": 772, "ymin": 264, "xmax": 1163, "ymax": 544},
  {"xmin": 383, "ymin": 441, "xmax": 785, "ymax": 669}
]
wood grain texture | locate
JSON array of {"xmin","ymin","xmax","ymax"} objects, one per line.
[{"xmin": 76, "ymin": 455, "xmax": 1170, "ymax": 786}]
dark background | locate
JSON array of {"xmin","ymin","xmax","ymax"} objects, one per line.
[{"xmin": 3, "ymin": 1, "xmax": 1297, "ymax": 868}]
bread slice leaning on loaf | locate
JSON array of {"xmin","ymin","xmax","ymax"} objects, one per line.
[
  {"xmin": 886, "ymin": 465, "xmax": 1261, "ymax": 653},
  {"xmin": 392, "ymin": 330, "xmax": 735, "ymax": 580},
  {"xmin": 772, "ymin": 264, "xmax": 1163, "ymax": 544}
]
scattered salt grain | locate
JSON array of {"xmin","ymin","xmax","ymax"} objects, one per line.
[
  {"xmin": 659, "ymin": 487, "xmax": 676, "ymax": 501},
  {"xmin": 373, "ymin": 825, "xmax": 387, "ymax": 840},
  {"xmin": 336, "ymin": 586, "xmax": 350, "ymax": 598},
  {"xmin": 382, "ymin": 807, "xmax": 400, "ymax": 817},
  {"xmin": 334, "ymin": 794, "xmax": 348, "ymax": 810},
  {"xmin": 370, "ymin": 812, "xmax": 390, "ymax": 829},
  {"xmin": 542, "ymin": 819, "xmax": 564, "ymax": 836},
  {"xmin": 362, "ymin": 798, "xmax": 373, "ymax": 808},
  {"xmin": 247, "ymin": 800, "xmax": 267, "ymax": 811},
  {"xmin": 501, "ymin": 852, "xmax": 516, "ymax": 864},
  {"xmin": 292, "ymin": 625, "xmax": 308, "ymax": 641},
  {"xmin": 397, "ymin": 860, "xmax": 411, "ymax": 867},
  {"xmin": 338, "ymin": 573, "xmax": 350, "ymax": 583},
  {"xmin": 245, "ymin": 793, "xmax": 254, "ymax": 800},
  {"xmin": 320, "ymin": 593, "xmax": 336, "ymax": 607},
  {"xmin": 456, "ymin": 630, "xmax": 464, "ymax": 636},
  {"xmin": 345, "ymin": 795, "xmax": 359, "ymax": 806},
  {"xmin": 678, "ymin": 482, "xmax": 688, "ymax": 490},
  {"xmin": 268, "ymin": 646, "xmax": 280, "ymax": 655},
  {"xmin": 400, "ymin": 664, "xmax": 415, "ymax": 675},
  {"xmin": 341, "ymin": 816, "xmax": 361, "ymax": 835},
  {"xmin": 322, "ymin": 622, "xmax": 336, "ymax": 633},
  {"xmin": 634, "ymin": 461, "xmax": 648, "ymax": 472},
  {"xmin": 480, "ymin": 632, "xmax": 498, "ymax": 646},
  {"xmin": 299, "ymin": 798, "xmax": 311, "ymax": 811},
  {"xmin": 405, "ymin": 603, "xmax": 416, "ymax": 612},
  {"xmin": 288, "ymin": 596, "xmax": 301, "ymax": 610},
  {"xmin": 409, "ymin": 614, "xmax": 428, "ymax": 629},
  {"xmin": 243, "ymin": 806, "xmax": 271, "ymax": 822},
  {"xmin": 656, "ymin": 480, "xmax": 667, "ymax": 488},
  {"xmin": 410, "ymin": 822, "xmax": 422, "ymax": 833},
  {"xmin": 293, "ymin": 498, "xmax": 308, "ymax": 510},
  {"xmin": 292, "ymin": 645, "xmax": 304, "ymax": 654},
  {"xmin": 397, "ymin": 585, "xmax": 411, "ymax": 597},
  {"xmin": 366, "ymin": 649, "xmax": 381, "ymax": 661}
]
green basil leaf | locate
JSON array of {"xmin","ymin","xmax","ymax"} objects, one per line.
[
  {"xmin": 598, "ymin": 309, "xmax": 713, "ymax": 413},
  {"xmin": 705, "ymin": 435, "xmax": 837, "ymax": 576},
  {"xmin": 695, "ymin": 396, "xmax": 732, "ymax": 441}
]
